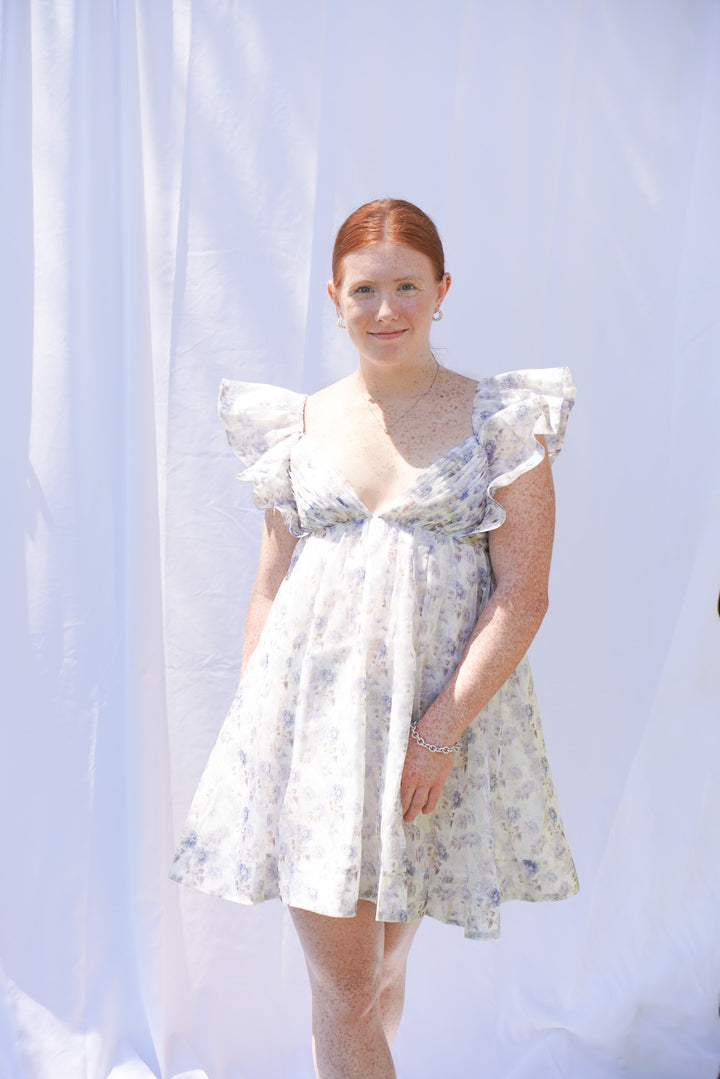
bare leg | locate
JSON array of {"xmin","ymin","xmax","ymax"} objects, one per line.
[
  {"xmin": 379, "ymin": 916, "xmax": 422, "ymax": 1046},
  {"xmin": 289, "ymin": 900, "xmax": 421, "ymax": 1079}
]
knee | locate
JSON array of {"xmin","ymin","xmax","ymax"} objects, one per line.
[
  {"xmin": 379, "ymin": 946, "xmax": 406, "ymax": 999},
  {"xmin": 382, "ymin": 928, "xmax": 412, "ymax": 979},
  {"xmin": 380, "ymin": 923, "xmax": 418, "ymax": 997},
  {"xmin": 310, "ymin": 963, "xmax": 383, "ymax": 1026}
]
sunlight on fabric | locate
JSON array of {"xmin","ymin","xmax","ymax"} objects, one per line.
[
  {"xmin": 5, "ymin": 980, "xmax": 86, "ymax": 1079},
  {"xmin": 2, "ymin": 0, "xmax": 719, "ymax": 1076}
]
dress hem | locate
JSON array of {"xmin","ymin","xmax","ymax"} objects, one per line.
[{"xmin": 169, "ymin": 864, "xmax": 579, "ymax": 942}]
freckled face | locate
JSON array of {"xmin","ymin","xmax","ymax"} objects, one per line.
[{"xmin": 330, "ymin": 242, "xmax": 450, "ymax": 368}]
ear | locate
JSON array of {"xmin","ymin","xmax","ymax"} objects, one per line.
[
  {"xmin": 327, "ymin": 279, "xmax": 338, "ymax": 306},
  {"xmin": 437, "ymin": 272, "xmax": 451, "ymax": 304}
]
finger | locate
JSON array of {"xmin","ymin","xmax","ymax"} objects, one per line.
[
  {"xmin": 400, "ymin": 774, "xmax": 424, "ymax": 816},
  {"xmin": 403, "ymin": 788, "xmax": 429, "ymax": 823},
  {"xmin": 422, "ymin": 785, "xmax": 441, "ymax": 815}
]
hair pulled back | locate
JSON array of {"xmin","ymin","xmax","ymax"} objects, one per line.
[{"xmin": 331, "ymin": 199, "xmax": 445, "ymax": 286}]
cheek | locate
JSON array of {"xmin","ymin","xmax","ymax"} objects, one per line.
[
  {"xmin": 346, "ymin": 300, "xmax": 372, "ymax": 321},
  {"xmin": 401, "ymin": 296, "xmax": 433, "ymax": 319}
]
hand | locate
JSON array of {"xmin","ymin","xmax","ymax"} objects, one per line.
[{"xmin": 400, "ymin": 735, "xmax": 456, "ymax": 823}]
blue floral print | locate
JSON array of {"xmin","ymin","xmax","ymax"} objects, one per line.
[{"xmin": 170, "ymin": 368, "xmax": 579, "ymax": 940}]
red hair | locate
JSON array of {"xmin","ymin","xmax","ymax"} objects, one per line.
[{"xmin": 331, "ymin": 199, "xmax": 445, "ymax": 285}]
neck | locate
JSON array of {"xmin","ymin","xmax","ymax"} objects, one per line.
[{"xmin": 356, "ymin": 351, "xmax": 438, "ymax": 399}]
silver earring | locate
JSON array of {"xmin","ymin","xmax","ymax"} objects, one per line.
[
  {"xmin": 432, "ymin": 308, "xmax": 443, "ymax": 322},
  {"xmin": 337, "ymin": 312, "xmax": 346, "ymax": 329}
]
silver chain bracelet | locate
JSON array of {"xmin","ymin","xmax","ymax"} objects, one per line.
[{"xmin": 410, "ymin": 725, "xmax": 461, "ymax": 755}]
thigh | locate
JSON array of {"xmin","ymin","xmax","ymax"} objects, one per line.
[
  {"xmin": 381, "ymin": 916, "xmax": 423, "ymax": 981},
  {"xmin": 289, "ymin": 900, "xmax": 386, "ymax": 997}
]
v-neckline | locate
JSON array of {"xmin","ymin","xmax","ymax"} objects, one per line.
[
  {"xmin": 298, "ymin": 383, "xmax": 482, "ymax": 518},
  {"xmin": 299, "ymin": 429, "xmax": 479, "ymax": 518}
]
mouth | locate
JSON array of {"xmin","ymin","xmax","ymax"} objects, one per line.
[{"xmin": 369, "ymin": 329, "xmax": 407, "ymax": 340}]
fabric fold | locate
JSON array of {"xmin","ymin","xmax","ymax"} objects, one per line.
[
  {"xmin": 472, "ymin": 366, "xmax": 576, "ymax": 534},
  {"xmin": 217, "ymin": 379, "xmax": 306, "ymax": 535},
  {"xmin": 172, "ymin": 369, "xmax": 578, "ymax": 939}
]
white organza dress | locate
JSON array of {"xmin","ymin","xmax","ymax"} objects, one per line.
[{"xmin": 170, "ymin": 368, "xmax": 579, "ymax": 939}]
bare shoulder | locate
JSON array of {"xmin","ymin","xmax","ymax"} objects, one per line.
[
  {"xmin": 440, "ymin": 368, "xmax": 477, "ymax": 390},
  {"xmin": 306, "ymin": 375, "xmax": 354, "ymax": 406},
  {"xmin": 436, "ymin": 368, "xmax": 478, "ymax": 404},
  {"xmin": 304, "ymin": 375, "xmax": 357, "ymax": 425}
]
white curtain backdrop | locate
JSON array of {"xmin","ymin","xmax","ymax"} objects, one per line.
[{"xmin": 2, "ymin": 1, "xmax": 719, "ymax": 1076}]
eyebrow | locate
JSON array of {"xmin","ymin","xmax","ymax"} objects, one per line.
[{"xmin": 348, "ymin": 274, "xmax": 420, "ymax": 285}]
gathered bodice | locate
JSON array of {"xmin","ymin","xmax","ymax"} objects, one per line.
[
  {"xmin": 290, "ymin": 431, "xmax": 491, "ymax": 538},
  {"xmin": 170, "ymin": 365, "xmax": 579, "ymax": 941},
  {"xmin": 217, "ymin": 368, "xmax": 576, "ymax": 541}
]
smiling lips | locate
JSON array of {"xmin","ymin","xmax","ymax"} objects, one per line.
[{"xmin": 370, "ymin": 329, "xmax": 407, "ymax": 340}]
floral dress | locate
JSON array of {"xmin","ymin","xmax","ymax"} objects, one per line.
[{"xmin": 170, "ymin": 368, "xmax": 579, "ymax": 940}]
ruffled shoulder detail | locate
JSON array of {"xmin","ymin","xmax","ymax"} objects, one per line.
[
  {"xmin": 472, "ymin": 367, "xmax": 576, "ymax": 532},
  {"xmin": 218, "ymin": 379, "xmax": 306, "ymax": 536}
]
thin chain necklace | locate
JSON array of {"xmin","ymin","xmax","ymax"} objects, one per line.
[{"xmin": 359, "ymin": 361, "xmax": 440, "ymax": 435}]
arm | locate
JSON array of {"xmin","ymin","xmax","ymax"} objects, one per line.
[
  {"xmin": 241, "ymin": 508, "xmax": 299, "ymax": 675},
  {"xmin": 401, "ymin": 438, "xmax": 555, "ymax": 821}
]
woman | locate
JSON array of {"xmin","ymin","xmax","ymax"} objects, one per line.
[{"xmin": 171, "ymin": 199, "xmax": 578, "ymax": 1078}]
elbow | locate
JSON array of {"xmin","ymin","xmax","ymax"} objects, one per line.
[
  {"xmin": 525, "ymin": 589, "xmax": 549, "ymax": 635},
  {"xmin": 493, "ymin": 584, "xmax": 549, "ymax": 631},
  {"xmin": 516, "ymin": 586, "xmax": 550, "ymax": 634}
]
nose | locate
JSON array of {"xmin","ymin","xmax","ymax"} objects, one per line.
[{"xmin": 376, "ymin": 293, "xmax": 398, "ymax": 322}]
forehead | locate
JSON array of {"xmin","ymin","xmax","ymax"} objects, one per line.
[{"xmin": 339, "ymin": 241, "xmax": 435, "ymax": 281}]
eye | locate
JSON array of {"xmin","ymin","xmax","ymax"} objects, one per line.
[
  {"xmin": 354, "ymin": 285, "xmax": 373, "ymax": 295},
  {"xmin": 399, "ymin": 282, "xmax": 416, "ymax": 291}
]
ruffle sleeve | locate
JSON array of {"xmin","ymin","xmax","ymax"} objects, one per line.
[
  {"xmin": 217, "ymin": 379, "xmax": 306, "ymax": 536},
  {"xmin": 472, "ymin": 367, "xmax": 576, "ymax": 533}
]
